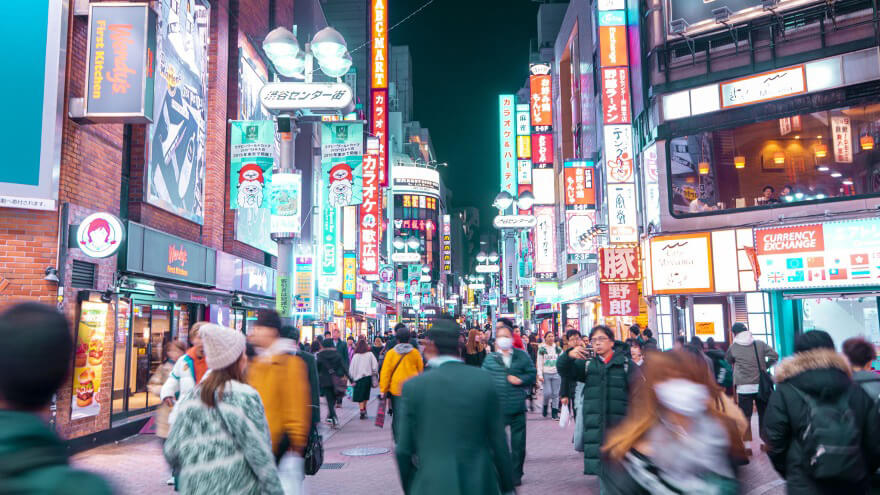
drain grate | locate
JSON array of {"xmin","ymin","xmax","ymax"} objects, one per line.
[
  {"xmin": 321, "ymin": 463, "xmax": 345, "ymax": 470},
  {"xmin": 340, "ymin": 447, "xmax": 390, "ymax": 456}
]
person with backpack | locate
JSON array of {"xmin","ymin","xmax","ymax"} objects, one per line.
[
  {"xmin": 316, "ymin": 339, "xmax": 351, "ymax": 427},
  {"xmin": 726, "ymin": 322, "xmax": 778, "ymax": 454},
  {"xmin": 379, "ymin": 324, "xmax": 424, "ymax": 443},
  {"xmin": 557, "ymin": 325, "xmax": 641, "ymax": 490},
  {"xmin": 763, "ymin": 330, "xmax": 880, "ymax": 495},
  {"xmin": 843, "ymin": 337, "xmax": 880, "ymax": 401},
  {"xmin": 705, "ymin": 338, "xmax": 734, "ymax": 391}
]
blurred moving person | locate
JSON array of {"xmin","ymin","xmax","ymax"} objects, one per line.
[
  {"xmin": 160, "ymin": 322, "xmax": 209, "ymax": 408},
  {"xmin": 537, "ymin": 330, "xmax": 562, "ymax": 419},
  {"xmin": 380, "ymin": 324, "xmax": 424, "ymax": 442},
  {"xmin": 165, "ymin": 324, "xmax": 282, "ymax": 494},
  {"xmin": 843, "ymin": 337, "xmax": 880, "ymax": 402},
  {"xmin": 248, "ymin": 311, "xmax": 311, "ymax": 493},
  {"xmin": 148, "ymin": 340, "xmax": 186, "ymax": 439},
  {"xmin": 316, "ymin": 338, "xmax": 350, "ymax": 427},
  {"xmin": 601, "ymin": 351, "xmax": 746, "ymax": 494},
  {"xmin": 0, "ymin": 303, "xmax": 112, "ymax": 494},
  {"xmin": 350, "ymin": 338, "xmax": 379, "ymax": 419},
  {"xmin": 464, "ymin": 328, "xmax": 487, "ymax": 367},
  {"xmin": 481, "ymin": 318, "xmax": 537, "ymax": 486},
  {"xmin": 726, "ymin": 322, "xmax": 778, "ymax": 454},
  {"xmin": 764, "ymin": 331, "xmax": 880, "ymax": 495},
  {"xmin": 396, "ymin": 319, "xmax": 515, "ymax": 495}
]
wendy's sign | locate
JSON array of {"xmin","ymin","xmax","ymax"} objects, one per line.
[
  {"xmin": 77, "ymin": 212, "xmax": 124, "ymax": 258},
  {"xmin": 123, "ymin": 222, "xmax": 216, "ymax": 286}
]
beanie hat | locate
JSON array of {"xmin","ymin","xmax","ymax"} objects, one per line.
[
  {"xmin": 731, "ymin": 322, "xmax": 748, "ymax": 335},
  {"xmin": 201, "ymin": 324, "xmax": 246, "ymax": 370},
  {"xmin": 238, "ymin": 164, "xmax": 264, "ymax": 184}
]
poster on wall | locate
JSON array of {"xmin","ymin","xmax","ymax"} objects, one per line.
[
  {"xmin": 831, "ymin": 116, "xmax": 853, "ymax": 164},
  {"xmin": 533, "ymin": 206, "xmax": 557, "ymax": 278},
  {"xmin": 71, "ymin": 301, "xmax": 108, "ymax": 420},
  {"xmin": 146, "ymin": 0, "xmax": 210, "ymax": 224},
  {"xmin": 650, "ymin": 233, "xmax": 715, "ymax": 294},
  {"xmin": 295, "ymin": 257, "xmax": 314, "ymax": 314},
  {"xmin": 321, "ymin": 122, "xmax": 364, "ymax": 207},
  {"xmin": 235, "ymin": 36, "xmax": 277, "ymax": 254},
  {"xmin": 230, "ymin": 121, "xmax": 274, "ymax": 209}
]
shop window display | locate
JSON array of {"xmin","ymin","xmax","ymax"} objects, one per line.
[
  {"xmin": 669, "ymin": 103, "xmax": 880, "ymax": 216},
  {"xmin": 802, "ymin": 295, "xmax": 880, "ymax": 361}
]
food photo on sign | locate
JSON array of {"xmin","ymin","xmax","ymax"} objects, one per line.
[{"xmin": 71, "ymin": 301, "xmax": 109, "ymax": 420}]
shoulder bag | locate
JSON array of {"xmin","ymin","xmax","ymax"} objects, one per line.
[{"xmin": 753, "ymin": 342, "xmax": 774, "ymax": 403}]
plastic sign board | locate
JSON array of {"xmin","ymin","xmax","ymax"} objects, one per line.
[
  {"xmin": 650, "ymin": 233, "xmax": 715, "ymax": 294},
  {"xmin": 566, "ymin": 210, "xmax": 596, "ymax": 261},
  {"xmin": 563, "ymin": 161, "xmax": 596, "ymax": 208},
  {"xmin": 531, "ymin": 133, "xmax": 554, "ymax": 167},
  {"xmin": 599, "ymin": 246, "xmax": 641, "ymax": 282},
  {"xmin": 493, "ymin": 215, "xmax": 537, "ymax": 229},
  {"xmin": 533, "ymin": 206, "xmax": 557, "ymax": 279},
  {"xmin": 604, "ymin": 125, "xmax": 634, "ymax": 184},
  {"xmin": 601, "ymin": 68, "xmax": 631, "ymax": 125},
  {"xmin": 371, "ymin": 89, "xmax": 389, "ymax": 185},
  {"xmin": 371, "ymin": 0, "xmax": 388, "ymax": 89},
  {"xmin": 607, "ymin": 183, "xmax": 638, "ymax": 243},
  {"xmin": 600, "ymin": 282, "xmax": 639, "ymax": 316},
  {"xmin": 259, "ymin": 82, "xmax": 354, "ymax": 113},
  {"xmin": 599, "ymin": 25, "xmax": 628, "ymax": 67},
  {"xmin": 359, "ymin": 153, "xmax": 380, "ymax": 275},
  {"xmin": 476, "ymin": 264, "xmax": 501, "ymax": 273},
  {"xmin": 499, "ymin": 95, "xmax": 517, "ymax": 195},
  {"xmin": 719, "ymin": 66, "xmax": 806, "ymax": 109},
  {"xmin": 84, "ymin": 3, "xmax": 157, "ymax": 123},
  {"xmin": 342, "ymin": 253, "xmax": 357, "ymax": 298},
  {"xmin": 391, "ymin": 251, "xmax": 421, "ymax": 263},
  {"xmin": 392, "ymin": 166, "xmax": 440, "ymax": 196},
  {"xmin": 77, "ymin": 212, "xmax": 125, "ymax": 258},
  {"xmin": 268, "ymin": 173, "xmax": 301, "ymax": 236},
  {"xmin": 529, "ymin": 74, "xmax": 553, "ymax": 127}
]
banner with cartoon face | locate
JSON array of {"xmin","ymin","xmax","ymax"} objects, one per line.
[
  {"xmin": 230, "ymin": 120, "xmax": 274, "ymax": 209},
  {"xmin": 321, "ymin": 122, "xmax": 364, "ymax": 207}
]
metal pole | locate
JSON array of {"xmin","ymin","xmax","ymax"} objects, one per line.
[{"xmin": 274, "ymin": 116, "xmax": 299, "ymax": 327}]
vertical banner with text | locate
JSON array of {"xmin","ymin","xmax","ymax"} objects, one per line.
[
  {"xmin": 359, "ymin": 152, "xmax": 380, "ymax": 276},
  {"xmin": 230, "ymin": 120, "xmax": 274, "ymax": 209},
  {"xmin": 499, "ymin": 94, "xmax": 516, "ymax": 195}
]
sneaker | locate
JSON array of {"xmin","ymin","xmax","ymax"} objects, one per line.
[
  {"xmin": 166, "ymin": 477, "xmax": 175, "ymax": 486},
  {"xmin": 360, "ymin": 410, "xmax": 367, "ymax": 420},
  {"xmin": 542, "ymin": 405, "xmax": 548, "ymax": 418}
]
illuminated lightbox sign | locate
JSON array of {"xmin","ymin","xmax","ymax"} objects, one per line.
[
  {"xmin": 499, "ymin": 94, "xmax": 517, "ymax": 196},
  {"xmin": 260, "ymin": 81, "xmax": 354, "ymax": 113},
  {"xmin": 719, "ymin": 66, "xmax": 806, "ymax": 109},
  {"xmin": 493, "ymin": 215, "xmax": 537, "ymax": 229},
  {"xmin": 392, "ymin": 166, "xmax": 440, "ymax": 197}
]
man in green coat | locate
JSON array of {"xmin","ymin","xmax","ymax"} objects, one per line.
[
  {"xmin": 0, "ymin": 303, "xmax": 112, "ymax": 494},
  {"xmin": 557, "ymin": 325, "xmax": 640, "ymax": 485},
  {"xmin": 481, "ymin": 318, "xmax": 537, "ymax": 486},
  {"xmin": 396, "ymin": 319, "xmax": 515, "ymax": 495}
]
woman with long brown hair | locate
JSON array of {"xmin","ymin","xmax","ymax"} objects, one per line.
[
  {"xmin": 463, "ymin": 327, "xmax": 486, "ymax": 366},
  {"xmin": 600, "ymin": 350, "xmax": 746, "ymax": 494},
  {"xmin": 349, "ymin": 337, "xmax": 378, "ymax": 419}
]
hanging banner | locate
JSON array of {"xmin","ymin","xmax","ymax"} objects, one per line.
[
  {"xmin": 321, "ymin": 122, "xmax": 364, "ymax": 207},
  {"xmin": 599, "ymin": 245, "xmax": 641, "ymax": 282},
  {"xmin": 534, "ymin": 206, "xmax": 557, "ymax": 279},
  {"xmin": 268, "ymin": 172, "xmax": 301, "ymax": 235},
  {"xmin": 529, "ymin": 73, "xmax": 552, "ymax": 127},
  {"xmin": 71, "ymin": 301, "xmax": 108, "ymax": 420},
  {"xmin": 563, "ymin": 160, "xmax": 596, "ymax": 208},
  {"xmin": 499, "ymin": 94, "xmax": 516, "ymax": 195},
  {"xmin": 831, "ymin": 116, "xmax": 853, "ymax": 164},
  {"xmin": 230, "ymin": 120, "xmax": 274, "ymax": 209},
  {"xmin": 359, "ymin": 153, "xmax": 380, "ymax": 276},
  {"xmin": 343, "ymin": 253, "xmax": 357, "ymax": 298},
  {"xmin": 600, "ymin": 282, "xmax": 639, "ymax": 316}
]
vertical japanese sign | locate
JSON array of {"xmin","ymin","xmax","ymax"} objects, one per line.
[
  {"xmin": 599, "ymin": 246, "xmax": 641, "ymax": 282},
  {"xmin": 529, "ymin": 73, "xmax": 552, "ymax": 127},
  {"xmin": 831, "ymin": 116, "xmax": 853, "ymax": 164},
  {"xmin": 442, "ymin": 214, "xmax": 452, "ymax": 274},
  {"xmin": 230, "ymin": 120, "xmax": 274, "ymax": 209},
  {"xmin": 295, "ymin": 257, "xmax": 314, "ymax": 314},
  {"xmin": 601, "ymin": 68, "xmax": 630, "ymax": 125},
  {"xmin": 563, "ymin": 160, "xmax": 596, "ymax": 208},
  {"xmin": 499, "ymin": 95, "xmax": 516, "ymax": 195},
  {"xmin": 371, "ymin": 90, "xmax": 389, "ymax": 186},
  {"xmin": 599, "ymin": 24, "xmax": 627, "ymax": 67},
  {"xmin": 566, "ymin": 210, "xmax": 596, "ymax": 262},
  {"xmin": 530, "ymin": 134, "xmax": 554, "ymax": 167},
  {"xmin": 601, "ymin": 282, "xmax": 639, "ymax": 316},
  {"xmin": 277, "ymin": 274, "xmax": 292, "ymax": 317},
  {"xmin": 321, "ymin": 122, "xmax": 363, "ymax": 280},
  {"xmin": 343, "ymin": 253, "xmax": 357, "ymax": 298},
  {"xmin": 71, "ymin": 301, "xmax": 108, "ymax": 420},
  {"xmin": 371, "ymin": 0, "xmax": 389, "ymax": 185},
  {"xmin": 608, "ymin": 183, "xmax": 638, "ymax": 243},
  {"xmin": 359, "ymin": 153, "xmax": 380, "ymax": 276},
  {"xmin": 533, "ymin": 206, "xmax": 557, "ymax": 279},
  {"xmin": 604, "ymin": 125, "xmax": 634, "ymax": 184},
  {"xmin": 515, "ymin": 103, "xmax": 533, "ymax": 185}
]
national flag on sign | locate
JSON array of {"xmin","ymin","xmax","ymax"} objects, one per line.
[
  {"xmin": 786, "ymin": 258, "xmax": 804, "ymax": 269},
  {"xmin": 851, "ymin": 253, "xmax": 870, "ymax": 266},
  {"xmin": 808, "ymin": 269, "xmax": 826, "ymax": 281},
  {"xmin": 806, "ymin": 257, "xmax": 825, "ymax": 268},
  {"xmin": 829, "ymin": 268, "xmax": 848, "ymax": 280},
  {"xmin": 787, "ymin": 271, "xmax": 804, "ymax": 282},
  {"xmin": 852, "ymin": 269, "xmax": 871, "ymax": 279},
  {"xmin": 767, "ymin": 272, "xmax": 785, "ymax": 283}
]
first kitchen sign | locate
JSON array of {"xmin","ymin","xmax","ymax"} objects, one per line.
[{"xmin": 84, "ymin": 3, "xmax": 157, "ymax": 123}]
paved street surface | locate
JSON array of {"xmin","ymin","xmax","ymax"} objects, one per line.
[{"xmin": 73, "ymin": 391, "xmax": 785, "ymax": 494}]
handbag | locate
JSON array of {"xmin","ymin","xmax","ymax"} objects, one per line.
[
  {"xmin": 374, "ymin": 396, "xmax": 387, "ymax": 428},
  {"xmin": 753, "ymin": 342, "xmax": 774, "ymax": 403},
  {"xmin": 303, "ymin": 427, "xmax": 324, "ymax": 475}
]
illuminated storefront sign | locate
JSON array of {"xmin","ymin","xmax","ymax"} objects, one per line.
[
  {"xmin": 599, "ymin": 24, "xmax": 627, "ymax": 67},
  {"xmin": 392, "ymin": 165, "xmax": 440, "ymax": 196},
  {"xmin": 516, "ymin": 104, "xmax": 530, "ymax": 135},
  {"xmin": 516, "ymin": 135, "xmax": 531, "ymax": 159},
  {"xmin": 719, "ymin": 66, "xmax": 806, "ymax": 109},
  {"xmin": 371, "ymin": 0, "xmax": 387, "ymax": 89},
  {"xmin": 371, "ymin": 89, "xmax": 389, "ymax": 185},
  {"xmin": 563, "ymin": 160, "xmax": 596, "ymax": 209},
  {"xmin": 529, "ymin": 74, "xmax": 552, "ymax": 127},
  {"xmin": 517, "ymin": 159, "xmax": 532, "ymax": 185},
  {"xmin": 342, "ymin": 253, "xmax": 357, "ymax": 298},
  {"xmin": 650, "ymin": 233, "xmax": 715, "ymax": 294},
  {"xmin": 565, "ymin": 210, "xmax": 596, "ymax": 261},
  {"xmin": 601, "ymin": 68, "xmax": 630, "ymax": 125},
  {"xmin": 359, "ymin": 153, "xmax": 380, "ymax": 276},
  {"xmin": 499, "ymin": 94, "xmax": 516, "ymax": 195},
  {"xmin": 607, "ymin": 183, "xmax": 638, "ymax": 243},
  {"xmin": 604, "ymin": 125, "xmax": 634, "ymax": 184},
  {"xmin": 601, "ymin": 282, "xmax": 639, "ymax": 316},
  {"xmin": 533, "ymin": 206, "xmax": 557, "ymax": 278},
  {"xmin": 77, "ymin": 212, "xmax": 125, "ymax": 258},
  {"xmin": 530, "ymin": 133, "xmax": 554, "ymax": 167},
  {"xmin": 600, "ymin": 246, "xmax": 641, "ymax": 282},
  {"xmin": 442, "ymin": 214, "xmax": 451, "ymax": 274}
]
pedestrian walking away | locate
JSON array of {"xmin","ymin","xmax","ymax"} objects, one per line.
[
  {"xmin": 481, "ymin": 318, "xmax": 537, "ymax": 487},
  {"xmin": 725, "ymin": 322, "xmax": 778, "ymax": 455},
  {"xmin": 164, "ymin": 324, "xmax": 283, "ymax": 495},
  {"xmin": 349, "ymin": 337, "xmax": 379, "ymax": 419},
  {"xmin": 537, "ymin": 330, "xmax": 562, "ymax": 419},
  {"xmin": 0, "ymin": 303, "xmax": 113, "ymax": 495},
  {"xmin": 395, "ymin": 319, "xmax": 515, "ymax": 495},
  {"xmin": 843, "ymin": 337, "xmax": 880, "ymax": 403},
  {"xmin": 316, "ymin": 338, "xmax": 351, "ymax": 427},
  {"xmin": 763, "ymin": 330, "xmax": 880, "ymax": 495},
  {"xmin": 147, "ymin": 340, "xmax": 187, "ymax": 439},
  {"xmin": 379, "ymin": 323, "xmax": 424, "ymax": 443}
]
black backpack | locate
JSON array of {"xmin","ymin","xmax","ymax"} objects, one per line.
[{"xmin": 790, "ymin": 387, "xmax": 866, "ymax": 481}]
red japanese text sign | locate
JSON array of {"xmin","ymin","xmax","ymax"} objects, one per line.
[
  {"xmin": 371, "ymin": 89, "xmax": 388, "ymax": 186},
  {"xmin": 531, "ymin": 133, "xmax": 554, "ymax": 167},
  {"xmin": 359, "ymin": 153, "xmax": 380, "ymax": 275},
  {"xmin": 371, "ymin": 0, "xmax": 388, "ymax": 88},
  {"xmin": 601, "ymin": 282, "xmax": 639, "ymax": 317},
  {"xmin": 563, "ymin": 161, "xmax": 596, "ymax": 208},
  {"xmin": 601, "ymin": 68, "xmax": 630, "ymax": 124},
  {"xmin": 529, "ymin": 74, "xmax": 552, "ymax": 127},
  {"xmin": 599, "ymin": 246, "xmax": 640, "ymax": 282}
]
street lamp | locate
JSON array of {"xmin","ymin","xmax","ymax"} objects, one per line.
[
  {"xmin": 488, "ymin": 251, "xmax": 500, "ymax": 264},
  {"xmin": 407, "ymin": 236, "xmax": 420, "ymax": 251},
  {"xmin": 476, "ymin": 252, "xmax": 487, "ymax": 263},
  {"xmin": 493, "ymin": 191, "xmax": 514, "ymax": 211},
  {"xmin": 393, "ymin": 236, "xmax": 406, "ymax": 250},
  {"xmin": 517, "ymin": 190, "xmax": 535, "ymax": 211},
  {"xmin": 263, "ymin": 26, "xmax": 352, "ymax": 81}
]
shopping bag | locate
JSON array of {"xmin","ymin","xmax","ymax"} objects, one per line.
[
  {"xmin": 559, "ymin": 405, "xmax": 571, "ymax": 428},
  {"xmin": 375, "ymin": 397, "xmax": 387, "ymax": 428},
  {"xmin": 346, "ymin": 385, "xmax": 354, "ymax": 400},
  {"xmin": 278, "ymin": 452, "xmax": 304, "ymax": 495}
]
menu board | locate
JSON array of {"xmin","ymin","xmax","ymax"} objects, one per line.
[{"xmin": 71, "ymin": 301, "xmax": 108, "ymax": 420}]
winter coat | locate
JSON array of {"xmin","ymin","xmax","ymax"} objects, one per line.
[
  {"xmin": 247, "ymin": 339, "xmax": 312, "ymax": 454},
  {"xmin": 557, "ymin": 349, "xmax": 640, "ymax": 475},
  {"xmin": 148, "ymin": 359, "xmax": 176, "ymax": 438},
  {"xmin": 295, "ymin": 349, "xmax": 321, "ymax": 428},
  {"xmin": 316, "ymin": 348, "xmax": 348, "ymax": 389},
  {"xmin": 480, "ymin": 349, "xmax": 537, "ymax": 415},
  {"xmin": 396, "ymin": 360, "xmax": 515, "ymax": 495},
  {"xmin": 164, "ymin": 380, "xmax": 283, "ymax": 495},
  {"xmin": 332, "ymin": 338, "xmax": 349, "ymax": 368},
  {"xmin": 726, "ymin": 337, "xmax": 778, "ymax": 388},
  {"xmin": 763, "ymin": 349, "xmax": 880, "ymax": 495},
  {"xmin": 853, "ymin": 370, "xmax": 880, "ymax": 403},
  {"xmin": 160, "ymin": 353, "xmax": 200, "ymax": 402},
  {"xmin": 380, "ymin": 343, "xmax": 424, "ymax": 397},
  {"xmin": 0, "ymin": 410, "xmax": 113, "ymax": 495},
  {"xmin": 463, "ymin": 349, "xmax": 486, "ymax": 367},
  {"xmin": 349, "ymin": 351, "xmax": 378, "ymax": 381}
]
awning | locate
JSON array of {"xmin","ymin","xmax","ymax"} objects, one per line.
[{"xmin": 154, "ymin": 283, "xmax": 233, "ymax": 306}]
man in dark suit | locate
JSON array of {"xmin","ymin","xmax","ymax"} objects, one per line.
[
  {"xmin": 395, "ymin": 319, "xmax": 515, "ymax": 495},
  {"xmin": 326, "ymin": 328, "xmax": 349, "ymax": 407}
]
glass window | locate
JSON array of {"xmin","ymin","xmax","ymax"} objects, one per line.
[
  {"xmin": 746, "ymin": 292, "xmax": 774, "ymax": 347},
  {"xmin": 803, "ymin": 295, "xmax": 880, "ymax": 353},
  {"xmin": 655, "ymin": 296, "xmax": 675, "ymax": 350},
  {"xmin": 668, "ymin": 103, "xmax": 880, "ymax": 216}
]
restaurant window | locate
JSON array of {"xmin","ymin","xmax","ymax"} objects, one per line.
[{"xmin": 668, "ymin": 103, "xmax": 880, "ymax": 216}]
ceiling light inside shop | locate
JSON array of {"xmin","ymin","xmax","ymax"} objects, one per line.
[
  {"xmin": 831, "ymin": 172, "xmax": 843, "ymax": 178},
  {"xmin": 734, "ymin": 156, "xmax": 745, "ymax": 168},
  {"xmin": 698, "ymin": 161, "xmax": 710, "ymax": 174},
  {"xmin": 814, "ymin": 144, "xmax": 827, "ymax": 158},
  {"xmin": 861, "ymin": 135, "xmax": 874, "ymax": 150},
  {"xmin": 773, "ymin": 152, "xmax": 785, "ymax": 164},
  {"xmin": 842, "ymin": 179, "xmax": 854, "ymax": 185},
  {"xmin": 817, "ymin": 165, "xmax": 830, "ymax": 172}
]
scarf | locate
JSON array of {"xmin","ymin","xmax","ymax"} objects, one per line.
[
  {"xmin": 187, "ymin": 347, "xmax": 208, "ymax": 382},
  {"xmin": 733, "ymin": 330, "xmax": 754, "ymax": 346}
]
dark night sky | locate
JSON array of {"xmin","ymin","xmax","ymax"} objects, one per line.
[{"xmin": 389, "ymin": 0, "xmax": 539, "ymax": 230}]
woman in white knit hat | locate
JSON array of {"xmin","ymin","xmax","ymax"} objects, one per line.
[{"xmin": 164, "ymin": 324, "xmax": 283, "ymax": 494}]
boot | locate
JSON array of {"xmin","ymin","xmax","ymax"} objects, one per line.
[
  {"xmin": 360, "ymin": 410, "xmax": 367, "ymax": 420},
  {"xmin": 552, "ymin": 408, "xmax": 559, "ymax": 420},
  {"xmin": 542, "ymin": 405, "xmax": 548, "ymax": 418}
]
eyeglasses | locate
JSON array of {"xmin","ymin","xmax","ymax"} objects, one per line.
[{"xmin": 590, "ymin": 337, "xmax": 610, "ymax": 344}]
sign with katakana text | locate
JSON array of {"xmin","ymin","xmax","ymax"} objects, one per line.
[
  {"xmin": 534, "ymin": 206, "xmax": 557, "ymax": 279},
  {"xmin": 529, "ymin": 73, "xmax": 552, "ymax": 127},
  {"xmin": 563, "ymin": 160, "xmax": 596, "ymax": 209},
  {"xmin": 604, "ymin": 125, "xmax": 634, "ymax": 183},
  {"xmin": 359, "ymin": 153, "xmax": 380, "ymax": 276},
  {"xmin": 531, "ymin": 133, "xmax": 554, "ymax": 167},
  {"xmin": 259, "ymin": 81, "xmax": 353, "ymax": 113},
  {"xmin": 831, "ymin": 116, "xmax": 853, "ymax": 164},
  {"xmin": 499, "ymin": 94, "xmax": 517, "ymax": 195},
  {"xmin": 371, "ymin": 89, "xmax": 389, "ymax": 185},
  {"xmin": 599, "ymin": 246, "xmax": 640, "ymax": 282},
  {"xmin": 601, "ymin": 282, "xmax": 639, "ymax": 316},
  {"xmin": 230, "ymin": 120, "xmax": 274, "ymax": 209},
  {"xmin": 601, "ymin": 68, "xmax": 630, "ymax": 125}
]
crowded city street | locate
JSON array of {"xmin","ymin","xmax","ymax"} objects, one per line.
[{"xmin": 5, "ymin": 0, "xmax": 880, "ymax": 493}]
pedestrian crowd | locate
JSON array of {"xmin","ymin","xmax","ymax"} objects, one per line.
[{"xmin": 2, "ymin": 301, "xmax": 880, "ymax": 495}]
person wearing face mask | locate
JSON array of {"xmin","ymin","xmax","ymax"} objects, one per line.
[
  {"xmin": 557, "ymin": 325, "xmax": 641, "ymax": 490},
  {"xmin": 481, "ymin": 318, "xmax": 537, "ymax": 487},
  {"xmin": 600, "ymin": 350, "xmax": 746, "ymax": 494}
]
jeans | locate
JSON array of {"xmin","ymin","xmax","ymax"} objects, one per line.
[
  {"xmin": 390, "ymin": 394, "xmax": 402, "ymax": 443},
  {"xmin": 504, "ymin": 412, "xmax": 527, "ymax": 484},
  {"xmin": 737, "ymin": 392, "xmax": 767, "ymax": 442},
  {"xmin": 542, "ymin": 372, "xmax": 561, "ymax": 410},
  {"xmin": 322, "ymin": 386, "xmax": 337, "ymax": 421}
]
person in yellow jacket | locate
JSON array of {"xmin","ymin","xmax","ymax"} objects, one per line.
[
  {"xmin": 380, "ymin": 323, "xmax": 423, "ymax": 442},
  {"xmin": 248, "ymin": 310, "xmax": 311, "ymax": 492}
]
